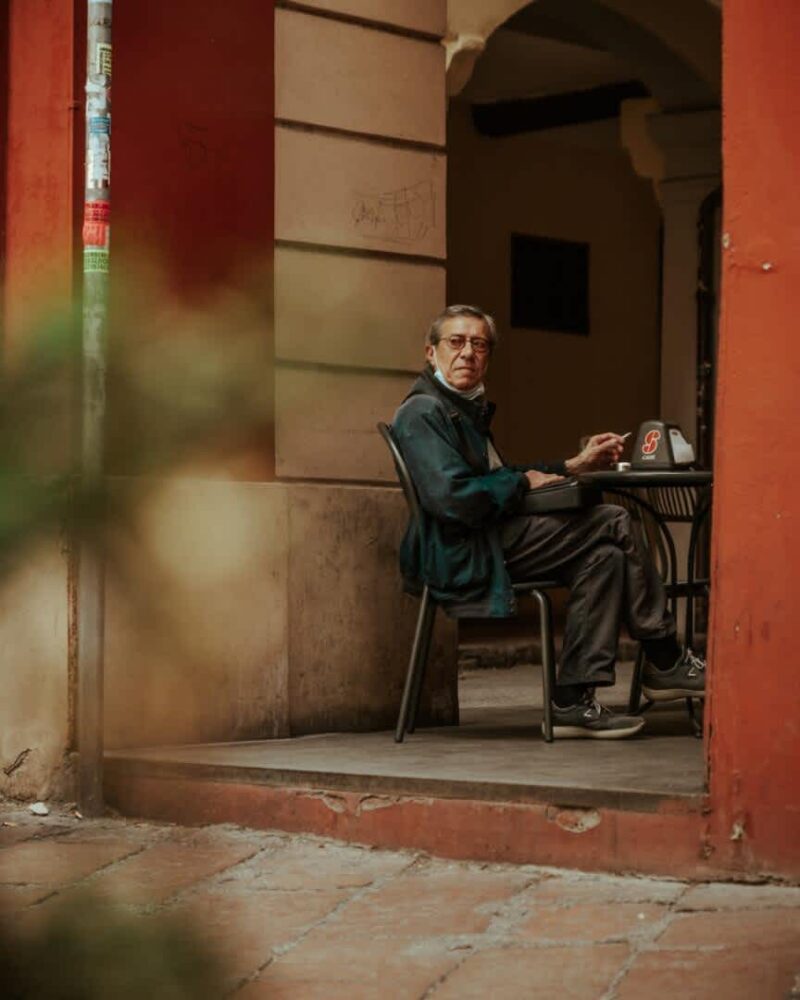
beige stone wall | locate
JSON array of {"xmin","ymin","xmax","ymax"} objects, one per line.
[
  {"xmin": 103, "ymin": 479, "xmax": 456, "ymax": 748},
  {"xmin": 447, "ymin": 103, "xmax": 662, "ymax": 462},
  {"xmin": 274, "ymin": 2, "xmax": 447, "ymax": 482},
  {"xmin": 275, "ymin": 249, "xmax": 445, "ymax": 371},
  {"xmin": 104, "ymin": 0, "xmax": 457, "ymax": 751},
  {"xmin": 0, "ymin": 540, "xmax": 72, "ymax": 800}
]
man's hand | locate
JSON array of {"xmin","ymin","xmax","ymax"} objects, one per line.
[
  {"xmin": 525, "ymin": 469, "xmax": 566, "ymax": 490},
  {"xmin": 564, "ymin": 432, "xmax": 627, "ymax": 475}
]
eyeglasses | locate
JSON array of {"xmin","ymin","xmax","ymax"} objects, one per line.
[{"xmin": 439, "ymin": 334, "xmax": 492, "ymax": 355}]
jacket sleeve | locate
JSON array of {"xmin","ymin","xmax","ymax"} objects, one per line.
[
  {"xmin": 510, "ymin": 460, "xmax": 568, "ymax": 476},
  {"xmin": 394, "ymin": 400, "xmax": 527, "ymax": 528},
  {"xmin": 488, "ymin": 435, "xmax": 567, "ymax": 477}
]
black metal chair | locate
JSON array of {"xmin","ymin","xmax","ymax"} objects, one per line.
[
  {"xmin": 377, "ymin": 421, "xmax": 559, "ymax": 743},
  {"xmin": 645, "ymin": 484, "xmax": 712, "ymax": 650}
]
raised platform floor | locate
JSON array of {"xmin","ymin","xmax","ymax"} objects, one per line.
[
  {"xmin": 105, "ymin": 664, "xmax": 710, "ymax": 878},
  {"xmin": 107, "ymin": 664, "xmax": 704, "ymax": 812}
]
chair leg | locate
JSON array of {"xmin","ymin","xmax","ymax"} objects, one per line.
[
  {"xmin": 407, "ymin": 598, "xmax": 436, "ymax": 735},
  {"xmin": 628, "ymin": 645, "xmax": 646, "ymax": 714},
  {"xmin": 686, "ymin": 697, "xmax": 703, "ymax": 738},
  {"xmin": 395, "ymin": 587, "xmax": 431, "ymax": 743},
  {"xmin": 532, "ymin": 589, "xmax": 556, "ymax": 743}
]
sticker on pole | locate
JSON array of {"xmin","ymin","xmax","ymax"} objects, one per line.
[
  {"xmin": 86, "ymin": 82, "xmax": 109, "ymax": 116},
  {"xmin": 88, "ymin": 133, "xmax": 110, "ymax": 189},
  {"xmin": 89, "ymin": 115, "xmax": 110, "ymax": 135},
  {"xmin": 96, "ymin": 42, "xmax": 112, "ymax": 79},
  {"xmin": 84, "ymin": 248, "xmax": 109, "ymax": 274},
  {"xmin": 85, "ymin": 200, "xmax": 110, "ymax": 222},
  {"xmin": 83, "ymin": 220, "xmax": 109, "ymax": 247},
  {"xmin": 83, "ymin": 201, "xmax": 110, "ymax": 245}
]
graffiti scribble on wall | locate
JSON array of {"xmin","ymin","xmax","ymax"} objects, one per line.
[{"xmin": 351, "ymin": 181, "xmax": 435, "ymax": 244}]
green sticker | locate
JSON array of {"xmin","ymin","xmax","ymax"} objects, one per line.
[{"xmin": 84, "ymin": 247, "xmax": 109, "ymax": 274}]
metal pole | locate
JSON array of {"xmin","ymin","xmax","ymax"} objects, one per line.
[{"xmin": 77, "ymin": 0, "xmax": 112, "ymax": 815}]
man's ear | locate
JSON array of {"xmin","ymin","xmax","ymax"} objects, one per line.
[{"xmin": 425, "ymin": 343, "xmax": 435, "ymax": 366}]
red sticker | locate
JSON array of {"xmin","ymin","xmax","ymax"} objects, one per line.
[
  {"xmin": 82, "ymin": 220, "xmax": 109, "ymax": 247},
  {"xmin": 84, "ymin": 200, "xmax": 110, "ymax": 223}
]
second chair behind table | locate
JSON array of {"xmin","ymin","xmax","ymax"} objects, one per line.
[
  {"xmin": 608, "ymin": 483, "xmax": 711, "ymax": 733},
  {"xmin": 377, "ymin": 421, "xmax": 560, "ymax": 744}
]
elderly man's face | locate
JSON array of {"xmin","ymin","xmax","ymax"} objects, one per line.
[{"xmin": 425, "ymin": 316, "xmax": 491, "ymax": 392}]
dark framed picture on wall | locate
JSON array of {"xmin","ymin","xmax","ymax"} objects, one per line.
[{"xmin": 510, "ymin": 232, "xmax": 590, "ymax": 335}]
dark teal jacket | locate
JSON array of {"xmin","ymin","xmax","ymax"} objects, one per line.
[{"xmin": 392, "ymin": 369, "xmax": 565, "ymax": 617}]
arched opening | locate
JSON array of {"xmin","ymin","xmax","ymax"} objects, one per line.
[
  {"xmin": 448, "ymin": 0, "xmax": 721, "ymax": 461},
  {"xmin": 448, "ymin": 0, "xmax": 722, "ymax": 722}
]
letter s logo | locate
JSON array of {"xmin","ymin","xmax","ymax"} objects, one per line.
[{"xmin": 642, "ymin": 429, "xmax": 661, "ymax": 456}]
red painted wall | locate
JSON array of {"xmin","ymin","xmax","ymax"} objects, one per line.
[
  {"xmin": 1, "ymin": 0, "xmax": 83, "ymax": 350},
  {"xmin": 707, "ymin": 0, "xmax": 800, "ymax": 876},
  {"xmin": 113, "ymin": 0, "xmax": 275, "ymax": 294},
  {"xmin": 111, "ymin": 0, "xmax": 275, "ymax": 479}
]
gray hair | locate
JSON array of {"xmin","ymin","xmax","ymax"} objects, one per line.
[{"xmin": 426, "ymin": 304, "xmax": 498, "ymax": 349}]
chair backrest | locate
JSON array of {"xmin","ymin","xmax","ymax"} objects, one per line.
[{"xmin": 377, "ymin": 422, "xmax": 423, "ymax": 524}]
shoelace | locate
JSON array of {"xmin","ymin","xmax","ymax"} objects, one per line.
[
  {"xmin": 684, "ymin": 649, "xmax": 706, "ymax": 677},
  {"xmin": 579, "ymin": 691, "xmax": 611, "ymax": 721}
]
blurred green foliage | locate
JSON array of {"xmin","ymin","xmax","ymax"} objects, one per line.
[
  {"xmin": 0, "ymin": 278, "xmax": 273, "ymax": 572},
  {"xmin": 0, "ymin": 279, "xmax": 275, "ymax": 995},
  {"xmin": 0, "ymin": 891, "xmax": 227, "ymax": 999}
]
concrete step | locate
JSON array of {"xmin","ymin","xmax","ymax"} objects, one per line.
[{"xmin": 105, "ymin": 665, "xmax": 710, "ymax": 879}]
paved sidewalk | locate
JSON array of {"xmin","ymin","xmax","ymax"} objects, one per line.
[{"xmin": 1, "ymin": 802, "xmax": 798, "ymax": 999}]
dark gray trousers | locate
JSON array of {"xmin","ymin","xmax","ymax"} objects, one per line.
[{"xmin": 500, "ymin": 504, "xmax": 676, "ymax": 688}]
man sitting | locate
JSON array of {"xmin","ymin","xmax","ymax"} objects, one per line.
[{"xmin": 392, "ymin": 304, "xmax": 706, "ymax": 740}]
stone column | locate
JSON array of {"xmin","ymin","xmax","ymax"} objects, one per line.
[
  {"xmin": 620, "ymin": 107, "xmax": 720, "ymax": 637},
  {"xmin": 648, "ymin": 109, "xmax": 721, "ymax": 444}
]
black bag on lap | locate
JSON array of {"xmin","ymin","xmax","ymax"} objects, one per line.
[{"xmin": 520, "ymin": 478, "xmax": 602, "ymax": 514}]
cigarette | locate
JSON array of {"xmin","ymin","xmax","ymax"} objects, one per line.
[{"xmin": 621, "ymin": 431, "xmax": 632, "ymax": 440}]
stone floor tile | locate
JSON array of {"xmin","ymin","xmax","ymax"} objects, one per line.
[
  {"xmin": 0, "ymin": 884, "xmax": 54, "ymax": 911},
  {"xmin": 274, "ymin": 922, "xmax": 449, "ymax": 966},
  {"xmin": 164, "ymin": 826, "xmax": 266, "ymax": 847},
  {"xmin": 0, "ymin": 824, "xmax": 58, "ymax": 848},
  {"xmin": 678, "ymin": 881, "xmax": 800, "ymax": 911},
  {"xmin": 57, "ymin": 823, "xmax": 163, "ymax": 845},
  {"xmin": 532, "ymin": 874, "xmax": 686, "ymax": 906},
  {"xmin": 227, "ymin": 838, "xmax": 413, "ymax": 892},
  {"xmin": 55, "ymin": 837, "xmax": 259, "ymax": 906},
  {"xmin": 0, "ymin": 838, "xmax": 137, "ymax": 886},
  {"xmin": 617, "ymin": 945, "xmax": 800, "ymax": 999},
  {"xmin": 516, "ymin": 902, "xmax": 667, "ymax": 943},
  {"xmin": 255, "ymin": 940, "xmax": 460, "ymax": 1000},
  {"xmin": 656, "ymin": 908, "xmax": 800, "ymax": 951},
  {"xmin": 236, "ymin": 976, "xmax": 369, "ymax": 1000},
  {"xmin": 309, "ymin": 865, "xmax": 528, "ymax": 938},
  {"xmin": 170, "ymin": 886, "xmax": 350, "ymax": 982},
  {"xmin": 434, "ymin": 944, "xmax": 630, "ymax": 999}
]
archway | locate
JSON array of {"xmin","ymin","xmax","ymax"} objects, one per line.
[
  {"xmin": 448, "ymin": 0, "xmax": 722, "ymax": 717},
  {"xmin": 447, "ymin": 0, "xmax": 721, "ymax": 462}
]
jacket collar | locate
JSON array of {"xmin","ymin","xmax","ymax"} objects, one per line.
[{"xmin": 405, "ymin": 367, "xmax": 496, "ymax": 432}]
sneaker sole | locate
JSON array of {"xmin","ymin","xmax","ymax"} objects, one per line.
[
  {"xmin": 642, "ymin": 686, "xmax": 706, "ymax": 702},
  {"xmin": 544, "ymin": 719, "xmax": 645, "ymax": 740}
]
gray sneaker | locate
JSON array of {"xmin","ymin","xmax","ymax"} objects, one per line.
[
  {"xmin": 547, "ymin": 690, "xmax": 645, "ymax": 740},
  {"xmin": 642, "ymin": 648, "xmax": 706, "ymax": 702}
]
